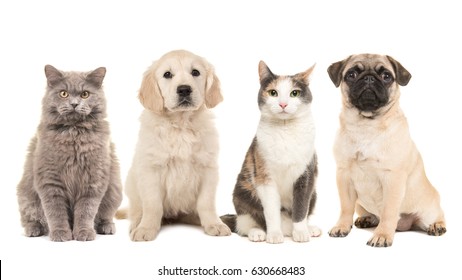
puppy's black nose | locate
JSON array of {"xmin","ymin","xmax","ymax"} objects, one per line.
[
  {"xmin": 364, "ymin": 75, "xmax": 375, "ymax": 84},
  {"xmin": 177, "ymin": 85, "xmax": 192, "ymax": 97}
]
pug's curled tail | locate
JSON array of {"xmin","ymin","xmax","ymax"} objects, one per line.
[{"xmin": 220, "ymin": 214, "xmax": 237, "ymax": 233}]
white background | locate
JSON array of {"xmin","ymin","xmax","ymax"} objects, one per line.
[{"xmin": 1, "ymin": 0, "xmax": 461, "ymax": 279}]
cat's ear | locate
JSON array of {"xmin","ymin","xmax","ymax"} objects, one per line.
[
  {"xmin": 258, "ymin": 60, "xmax": 276, "ymax": 84},
  {"xmin": 299, "ymin": 63, "xmax": 316, "ymax": 83},
  {"xmin": 138, "ymin": 67, "xmax": 164, "ymax": 114},
  {"xmin": 44, "ymin": 65, "xmax": 64, "ymax": 87},
  {"xmin": 86, "ymin": 67, "xmax": 106, "ymax": 88},
  {"xmin": 204, "ymin": 63, "xmax": 223, "ymax": 108}
]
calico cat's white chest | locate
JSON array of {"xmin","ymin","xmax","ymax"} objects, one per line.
[{"xmin": 256, "ymin": 117, "xmax": 316, "ymax": 185}]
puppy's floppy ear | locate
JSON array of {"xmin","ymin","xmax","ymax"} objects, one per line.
[
  {"xmin": 386, "ymin": 55, "xmax": 412, "ymax": 86},
  {"xmin": 138, "ymin": 66, "xmax": 164, "ymax": 114},
  {"xmin": 327, "ymin": 57, "xmax": 350, "ymax": 88},
  {"xmin": 204, "ymin": 63, "xmax": 223, "ymax": 108}
]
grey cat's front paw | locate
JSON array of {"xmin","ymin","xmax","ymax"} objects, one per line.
[
  {"xmin": 96, "ymin": 222, "xmax": 116, "ymax": 235},
  {"xmin": 49, "ymin": 229, "xmax": 73, "ymax": 242},
  {"xmin": 24, "ymin": 222, "xmax": 47, "ymax": 237},
  {"xmin": 74, "ymin": 228, "xmax": 96, "ymax": 241}
]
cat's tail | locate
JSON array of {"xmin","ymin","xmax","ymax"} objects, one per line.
[
  {"xmin": 115, "ymin": 208, "xmax": 128, "ymax": 220},
  {"xmin": 220, "ymin": 214, "xmax": 237, "ymax": 233}
]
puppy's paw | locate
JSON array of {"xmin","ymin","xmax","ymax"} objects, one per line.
[
  {"xmin": 367, "ymin": 233, "xmax": 393, "ymax": 247},
  {"xmin": 96, "ymin": 222, "xmax": 116, "ymax": 235},
  {"xmin": 292, "ymin": 229, "xmax": 310, "ymax": 243},
  {"xmin": 308, "ymin": 225, "xmax": 322, "ymax": 237},
  {"xmin": 129, "ymin": 221, "xmax": 139, "ymax": 233},
  {"xmin": 355, "ymin": 215, "xmax": 379, "ymax": 228},
  {"xmin": 49, "ymin": 228, "xmax": 73, "ymax": 242},
  {"xmin": 328, "ymin": 225, "xmax": 352, "ymax": 237},
  {"xmin": 266, "ymin": 231, "xmax": 284, "ymax": 244},
  {"xmin": 130, "ymin": 227, "xmax": 159, "ymax": 242},
  {"xmin": 248, "ymin": 228, "xmax": 266, "ymax": 242},
  {"xmin": 427, "ymin": 222, "xmax": 446, "ymax": 236},
  {"xmin": 74, "ymin": 227, "xmax": 96, "ymax": 241},
  {"xmin": 204, "ymin": 223, "xmax": 231, "ymax": 236}
]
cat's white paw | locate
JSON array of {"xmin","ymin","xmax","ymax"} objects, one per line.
[
  {"xmin": 204, "ymin": 223, "xmax": 231, "ymax": 236},
  {"xmin": 266, "ymin": 231, "xmax": 284, "ymax": 244},
  {"xmin": 292, "ymin": 229, "xmax": 311, "ymax": 242},
  {"xmin": 308, "ymin": 225, "xmax": 322, "ymax": 237},
  {"xmin": 130, "ymin": 226, "xmax": 159, "ymax": 242},
  {"xmin": 248, "ymin": 228, "xmax": 266, "ymax": 242}
]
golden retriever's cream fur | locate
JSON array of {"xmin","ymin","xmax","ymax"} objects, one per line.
[{"xmin": 125, "ymin": 50, "xmax": 230, "ymax": 241}]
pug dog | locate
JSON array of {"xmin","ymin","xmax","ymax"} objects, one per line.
[{"xmin": 327, "ymin": 54, "xmax": 446, "ymax": 247}]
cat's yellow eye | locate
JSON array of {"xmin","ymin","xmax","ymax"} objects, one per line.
[
  {"xmin": 59, "ymin": 90, "xmax": 69, "ymax": 98},
  {"xmin": 268, "ymin": 90, "xmax": 278, "ymax": 97},
  {"xmin": 81, "ymin": 91, "xmax": 90, "ymax": 99},
  {"xmin": 290, "ymin": 90, "xmax": 300, "ymax": 97}
]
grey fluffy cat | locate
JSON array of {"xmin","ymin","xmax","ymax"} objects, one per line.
[
  {"xmin": 222, "ymin": 61, "xmax": 321, "ymax": 243},
  {"xmin": 17, "ymin": 65, "xmax": 122, "ymax": 242}
]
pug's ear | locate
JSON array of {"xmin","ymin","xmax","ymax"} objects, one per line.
[
  {"xmin": 327, "ymin": 56, "xmax": 351, "ymax": 88},
  {"xmin": 386, "ymin": 55, "xmax": 412, "ymax": 86}
]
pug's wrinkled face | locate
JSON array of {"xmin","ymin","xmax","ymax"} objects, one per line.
[{"xmin": 328, "ymin": 54, "xmax": 411, "ymax": 117}]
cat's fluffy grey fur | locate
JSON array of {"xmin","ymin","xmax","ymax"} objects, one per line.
[{"xmin": 17, "ymin": 65, "xmax": 122, "ymax": 242}]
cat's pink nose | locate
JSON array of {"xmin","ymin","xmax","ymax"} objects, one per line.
[{"xmin": 279, "ymin": 103, "xmax": 287, "ymax": 109}]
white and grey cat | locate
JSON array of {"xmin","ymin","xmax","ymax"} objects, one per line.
[
  {"xmin": 17, "ymin": 65, "xmax": 122, "ymax": 241},
  {"xmin": 222, "ymin": 61, "xmax": 321, "ymax": 243}
]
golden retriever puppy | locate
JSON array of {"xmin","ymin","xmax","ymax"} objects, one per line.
[{"xmin": 125, "ymin": 50, "xmax": 231, "ymax": 241}]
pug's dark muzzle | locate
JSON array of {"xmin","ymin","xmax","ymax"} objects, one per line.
[{"xmin": 349, "ymin": 75, "xmax": 389, "ymax": 112}]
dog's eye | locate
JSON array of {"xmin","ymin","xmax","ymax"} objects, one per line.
[
  {"xmin": 191, "ymin": 69, "xmax": 200, "ymax": 77},
  {"xmin": 345, "ymin": 71, "xmax": 358, "ymax": 81},
  {"xmin": 59, "ymin": 90, "xmax": 69, "ymax": 98},
  {"xmin": 381, "ymin": 71, "xmax": 393, "ymax": 83},
  {"xmin": 163, "ymin": 71, "xmax": 173, "ymax": 79},
  {"xmin": 290, "ymin": 90, "xmax": 300, "ymax": 98},
  {"xmin": 81, "ymin": 91, "xmax": 90, "ymax": 99},
  {"xmin": 268, "ymin": 90, "xmax": 278, "ymax": 97}
]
